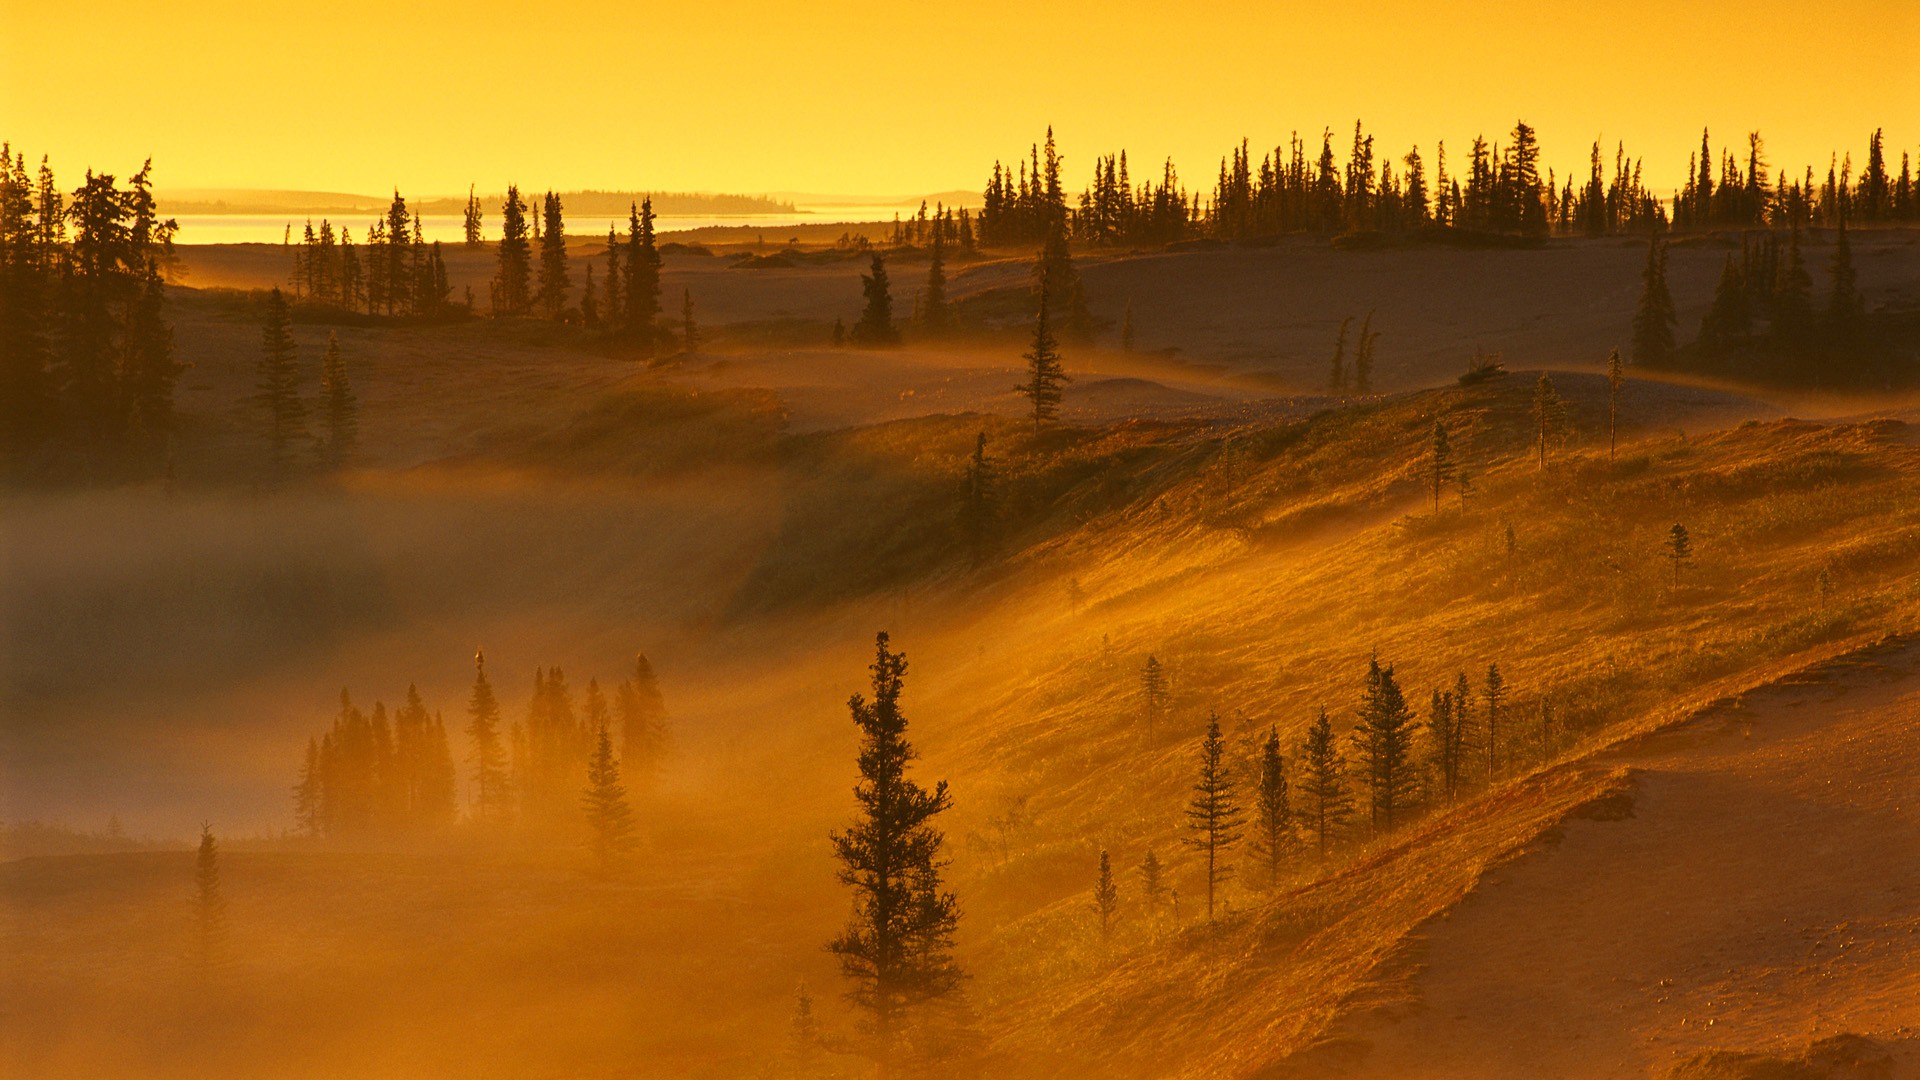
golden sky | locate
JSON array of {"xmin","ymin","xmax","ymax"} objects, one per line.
[{"xmin": 4, "ymin": 0, "xmax": 1917, "ymax": 198}]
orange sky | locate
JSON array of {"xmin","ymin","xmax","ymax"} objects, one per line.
[{"xmin": 4, "ymin": 0, "xmax": 1917, "ymax": 199}]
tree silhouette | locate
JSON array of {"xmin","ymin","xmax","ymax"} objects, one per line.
[
  {"xmin": 1631, "ymin": 238, "xmax": 1676, "ymax": 367},
  {"xmin": 1250, "ymin": 726, "xmax": 1292, "ymax": 888},
  {"xmin": 582, "ymin": 720, "xmax": 636, "ymax": 872},
  {"xmin": 828, "ymin": 632, "xmax": 962, "ymax": 1065},
  {"xmin": 1483, "ymin": 663, "xmax": 1506, "ymax": 778},
  {"xmin": 1183, "ymin": 712, "xmax": 1245, "ymax": 920},
  {"xmin": 1298, "ymin": 707, "xmax": 1351, "ymax": 859},
  {"xmin": 319, "ymin": 331, "xmax": 356, "ymax": 467},
  {"xmin": 1353, "ymin": 657, "xmax": 1419, "ymax": 834},
  {"xmin": 1606, "ymin": 349, "xmax": 1625, "ymax": 460},
  {"xmin": 1093, "ymin": 849, "xmax": 1119, "ymax": 939},
  {"xmin": 1140, "ymin": 656, "xmax": 1167, "ymax": 737},
  {"xmin": 1139, "ymin": 849, "xmax": 1167, "ymax": 916},
  {"xmin": 1666, "ymin": 523, "xmax": 1693, "ymax": 584},
  {"xmin": 619, "ymin": 653, "xmax": 670, "ymax": 789},
  {"xmin": 1327, "ymin": 316, "xmax": 1353, "ymax": 391},
  {"xmin": 921, "ymin": 231, "xmax": 949, "ymax": 335},
  {"xmin": 194, "ymin": 824, "xmax": 227, "ymax": 976},
  {"xmin": 255, "ymin": 288, "xmax": 306, "ymax": 477},
  {"xmin": 1015, "ymin": 283, "xmax": 1068, "ymax": 432},
  {"xmin": 462, "ymin": 185, "xmax": 483, "ymax": 246},
  {"xmin": 535, "ymin": 191, "xmax": 570, "ymax": 321},
  {"xmin": 1531, "ymin": 373, "xmax": 1566, "ymax": 470},
  {"xmin": 853, "ymin": 253, "xmax": 899, "ymax": 346},
  {"xmin": 1429, "ymin": 420, "xmax": 1454, "ymax": 512},
  {"xmin": 492, "ymin": 186, "xmax": 531, "ymax": 315},
  {"xmin": 467, "ymin": 649, "xmax": 511, "ymax": 825},
  {"xmin": 960, "ymin": 432, "xmax": 996, "ymax": 565}
]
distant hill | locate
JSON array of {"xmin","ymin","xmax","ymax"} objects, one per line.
[{"xmin": 158, "ymin": 189, "xmax": 802, "ymax": 217}]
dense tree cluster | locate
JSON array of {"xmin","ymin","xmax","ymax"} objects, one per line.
[
  {"xmin": 291, "ymin": 191, "xmax": 451, "ymax": 317},
  {"xmin": 293, "ymin": 687, "xmax": 458, "ymax": 841},
  {"xmin": 0, "ymin": 147, "xmax": 180, "ymax": 474},
  {"xmin": 980, "ymin": 125, "xmax": 1917, "ymax": 249}
]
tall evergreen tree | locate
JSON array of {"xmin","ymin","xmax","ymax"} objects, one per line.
[
  {"xmin": 921, "ymin": 231, "xmax": 950, "ymax": 335},
  {"xmin": 319, "ymin": 331, "xmax": 357, "ymax": 467},
  {"xmin": 1429, "ymin": 420, "xmax": 1454, "ymax": 512},
  {"xmin": 194, "ymin": 824, "xmax": 227, "ymax": 975},
  {"xmin": 1183, "ymin": 712, "xmax": 1245, "ymax": 920},
  {"xmin": 619, "ymin": 653, "xmax": 670, "ymax": 788},
  {"xmin": 1531, "ymin": 373, "xmax": 1566, "ymax": 470},
  {"xmin": 1140, "ymin": 655, "xmax": 1167, "ymax": 737},
  {"xmin": 1353, "ymin": 313, "xmax": 1379, "ymax": 393},
  {"xmin": 1631, "ymin": 238, "xmax": 1677, "ymax": 367},
  {"xmin": 625, "ymin": 199, "xmax": 661, "ymax": 352},
  {"xmin": 1483, "ymin": 663, "xmax": 1506, "ymax": 778},
  {"xmin": 1666, "ymin": 523, "xmax": 1693, "ymax": 584},
  {"xmin": 1139, "ymin": 848, "xmax": 1167, "ymax": 916},
  {"xmin": 462, "ymin": 185, "xmax": 483, "ymax": 246},
  {"xmin": 1015, "ymin": 283, "xmax": 1068, "ymax": 432},
  {"xmin": 1328, "ymin": 316, "xmax": 1353, "ymax": 391},
  {"xmin": 1699, "ymin": 254, "xmax": 1750, "ymax": 348},
  {"xmin": 1298, "ymin": 708, "xmax": 1351, "ymax": 860},
  {"xmin": 853, "ymin": 253, "xmax": 899, "ymax": 346},
  {"xmin": 535, "ymin": 191, "xmax": 570, "ymax": 320},
  {"xmin": 827, "ymin": 633, "xmax": 963, "ymax": 1064},
  {"xmin": 467, "ymin": 649, "xmax": 511, "ymax": 825},
  {"xmin": 1353, "ymin": 658, "xmax": 1420, "ymax": 834},
  {"xmin": 582, "ymin": 720, "xmax": 636, "ymax": 871},
  {"xmin": 1092, "ymin": 850, "xmax": 1119, "ymax": 939},
  {"xmin": 1250, "ymin": 726, "xmax": 1293, "ymax": 888},
  {"xmin": 492, "ymin": 186, "xmax": 531, "ymax": 315},
  {"xmin": 255, "ymin": 288, "xmax": 306, "ymax": 477},
  {"xmin": 1827, "ymin": 214, "xmax": 1860, "ymax": 326},
  {"xmin": 960, "ymin": 432, "xmax": 996, "ymax": 565}
]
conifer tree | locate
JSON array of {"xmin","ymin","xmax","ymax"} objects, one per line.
[
  {"xmin": 1606, "ymin": 349, "xmax": 1625, "ymax": 461},
  {"xmin": 602, "ymin": 225, "xmax": 623, "ymax": 326},
  {"xmin": 1328, "ymin": 316, "xmax": 1353, "ymax": 391},
  {"xmin": 1034, "ymin": 219, "xmax": 1090, "ymax": 340},
  {"xmin": 827, "ymin": 632, "xmax": 962, "ymax": 1063},
  {"xmin": 1483, "ymin": 663, "xmax": 1506, "ymax": 778},
  {"xmin": 1699, "ymin": 254, "xmax": 1750, "ymax": 348},
  {"xmin": 1139, "ymin": 849, "xmax": 1167, "ymax": 915},
  {"xmin": 293, "ymin": 738, "xmax": 322, "ymax": 837},
  {"xmin": 1425, "ymin": 687, "xmax": 1466, "ymax": 804},
  {"xmin": 1298, "ymin": 707, "xmax": 1351, "ymax": 859},
  {"xmin": 1015, "ymin": 283, "xmax": 1068, "ymax": 432},
  {"xmin": 492, "ymin": 186, "xmax": 531, "ymax": 315},
  {"xmin": 1250, "ymin": 726, "xmax": 1293, "ymax": 888},
  {"xmin": 319, "ymin": 331, "xmax": 356, "ymax": 467},
  {"xmin": 462, "ymin": 185, "xmax": 483, "ymax": 246},
  {"xmin": 1827, "ymin": 214, "xmax": 1860, "ymax": 326},
  {"xmin": 1183, "ymin": 712, "xmax": 1245, "ymax": 920},
  {"xmin": 1093, "ymin": 849, "xmax": 1119, "ymax": 939},
  {"xmin": 536, "ymin": 191, "xmax": 570, "ymax": 320},
  {"xmin": 921, "ymin": 230, "xmax": 949, "ymax": 335},
  {"xmin": 1429, "ymin": 420, "xmax": 1454, "ymax": 512},
  {"xmin": 194, "ymin": 824, "xmax": 227, "ymax": 975},
  {"xmin": 467, "ymin": 649, "xmax": 511, "ymax": 824},
  {"xmin": 1140, "ymin": 655, "xmax": 1168, "ymax": 737},
  {"xmin": 852, "ymin": 253, "xmax": 899, "ymax": 346},
  {"xmin": 581, "ymin": 263, "xmax": 598, "ymax": 328},
  {"xmin": 582, "ymin": 720, "xmax": 636, "ymax": 872},
  {"xmin": 681, "ymin": 288, "xmax": 699, "ymax": 352},
  {"xmin": 625, "ymin": 199, "xmax": 662, "ymax": 353},
  {"xmin": 1353, "ymin": 658, "xmax": 1419, "ymax": 834},
  {"xmin": 255, "ymin": 288, "xmax": 306, "ymax": 477},
  {"xmin": 1631, "ymin": 238, "xmax": 1676, "ymax": 367},
  {"xmin": 1666, "ymin": 523, "xmax": 1693, "ymax": 584},
  {"xmin": 619, "ymin": 653, "xmax": 670, "ymax": 788},
  {"xmin": 1774, "ymin": 228, "xmax": 1814, "ymax": 335},
  {"xmin": 1531, "ymin": 373, "xmax": 1566, "ymax": 470}
]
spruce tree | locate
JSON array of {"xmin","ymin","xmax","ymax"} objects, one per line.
[
  {"xmin": 1606, "ymin": 349, "xmax": 1625, "ymax": 461},
  {"xmin": 467, "ymin": 649, "xmax": 511, "ymax": 824},
  {"xmin": 852, "ymin": 253, "xmax": 899, "ymax": 346},
  {"xmin": 1183, "ymin": 712, "xmax": 1245, "ymax": 920},
  {"xmin": 1140, "ymin": 655, "xmax": 1167, "ymax": 737},
  {"xmin": 827, "ymin": 632, "xmax": 962, "ymax": 1063},
  {"xmin": 582, "ymin": 720, "xmax": 636, "ymax": 871},
  {"xmin": 1429, "ymin": 420, "xmax": 1454, "ymax": 512},
  {"xmin": 1298, "ymin": 708, "xmax": 1351, "ymax": 860},
  {"xmin": 462, "ymin": 185, "xmax": 483, "ymax": 246},
  {"xmin": 602, "ymin": 225, "xmax": 623, "ymax": 326},
  {"xmin": 1015, "ymin": 283, "xmax": 1068, "ymax": 432},
  {"xmin": 921, "ymin": 231, "xmax": 949, "ymax": 335},
  {"xmin": 1093, "ymin": 849, "xmax": 1119, "ymax": 939},
  {"xmin": 492, "ymin": 186, "xmax": 531, "ymax": 315},
  {"xmin": 1531, "ymin": 373, "xmax": 1565, "ymax": 470},
  {"xmin": 1699, "ymin": 254, "xmax": 1750, "ymax": 349},
  {"xmin": 625, "ymin": 199, "xmax": 661, "ymax": 352},
  {"xmin": 1773, "ymin": 228, "xmax": 1814, "ymax": 337},
  {"xmin": 619, "ymin": 653, "xmax": 670, "ymax": 788},
  {"xmin": 1666, "ymin": 523, "xmax": 1693, "ymax": 584},
  {"xmin": 535, "ymin": 191, "xmax": 570, "ymax": 320},
  {"xmin": 1827, "ymin": 214, "xmax": 1860, "ymax": 326},
  {"xmin": 1139, "ymin": 849, "xmax": 1167, "ymax": 916},
  {"xmin": 256, "ymin": 288, "xmax": 306, "ymax": 477},
  {"xmin": 1631, "ymin": 238, "xmax": 1676, "ymax": 367},
  {"xmin": 293, "ymin": 737, "xmax": 322, "ymax": 837},
  {"xmin": 1353, "ymin": 658, "xmax": 1419, "ymax": 834},
  {"xmin": 194, "ymin": 824, "xmax": 227, "ymax": 976},
  {"xmin": 319, "ymin": 331, "xmax": 357, "ymax": 467},
  {"xmin": 1354, "ymin": 313, "xmax": 1378, "ymax": 393},
  {"xmin": 1483, "ymin": 663, "xmax": 1506, "ymax": 778},
  {"xmin": 1250, "ymin": 726, "xmax": 1292, "ymax": 888},
  {"xmin": 960, "ymin": 432, "xmax": 996, "ymax": 565}
]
